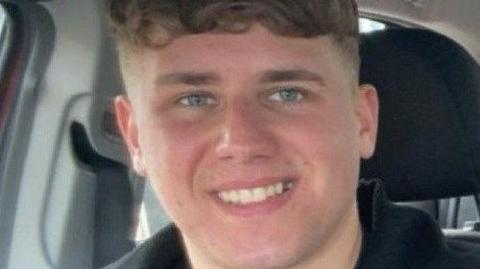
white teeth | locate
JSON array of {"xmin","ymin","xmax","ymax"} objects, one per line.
[
  {"xmin": 253, "ymin": 187, "xmax": 267, "ymax": 202},
  {"xmin": 266, "ymin": 185, "xmax": 276, "ymax": 197},
  {"xmin": 275, "ymin": 182, "xmax": 283, "ymax": 194},
  {"xmin": 219, "ymin": 192, "xmax": 230, "ymax": 203},
  {"xmin": 239, "ymin": 189, "xmax": 253, "ymax": 204},
  {"xmin": 229, "ymin": 190, "xmax": 240, "ymax": 203},
  {"xmin": 217, "ymin": 180, "xmax": 293, "ymax": 205}
]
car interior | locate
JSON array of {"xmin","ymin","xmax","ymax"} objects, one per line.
[
  {"xmin": 360, "ymin": 27, "xmax": 480, "ymax": 248},
  {"xmin": 0, "ymin": 0, "xmax": 479, "ymax": 268}
]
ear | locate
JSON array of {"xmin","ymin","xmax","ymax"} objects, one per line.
[
  {"xmin": 355, "ymin": 84, "xmax": 379, "ymax": 159},
  {"xmin": 115, "ymin": 95, "xmax": 147, "ymax": 177}
]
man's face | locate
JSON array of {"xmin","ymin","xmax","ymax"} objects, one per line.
[{"xmin": 116, "ymin": 26, "xmax": 378, "ymax": 269}]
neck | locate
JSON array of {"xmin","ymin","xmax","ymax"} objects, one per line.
[
  {"xmin": 308, "ymin": 206, "xmax": 363, "ymax": 269},
  {"xmin": 288, "ymin": 202, "xmax": 363, "ymax": 269}
]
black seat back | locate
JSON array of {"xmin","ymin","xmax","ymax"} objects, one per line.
[
  {"xmin": 359, "ymin": 29, "xmax": 480, "ymax": 202},
  {"xmin": 359, "ymin": 28, "xmax": 480, "ymax": 250}
]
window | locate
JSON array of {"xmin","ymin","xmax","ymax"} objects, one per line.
[
  {"xmin": 0, "ymin": 4, "xmax": 12, "ymax": 144},
  {"xmin": 359, "ymin": 18, "xmax": 387, "ymax": 33},
  {"xmin": 0, "ymin": 8, "xmax": 5, "ymax": 28}
]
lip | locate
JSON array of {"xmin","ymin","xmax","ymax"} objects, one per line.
[{"xmin": 210, "ymin": 176, "xmax": 299, "ymax": 217}]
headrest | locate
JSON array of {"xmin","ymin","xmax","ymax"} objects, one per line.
[{"xmin": 359, "ymin": 29, "xmax": 480, "ymax": 202}]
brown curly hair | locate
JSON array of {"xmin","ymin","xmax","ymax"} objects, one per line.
[{"xmin": 107, "ymin": 0, "xmax": 360, "ymax": 72}]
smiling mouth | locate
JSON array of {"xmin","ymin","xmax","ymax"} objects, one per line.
[{"xmin": 216, "ymin": 179, "xmax": 295, "ymax": 205}]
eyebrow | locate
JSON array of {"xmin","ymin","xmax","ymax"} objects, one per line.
[
  {"xmin": 155, "ymin": 72, "xmax": 221, "ymax": 86},
  {"xmin": 154, "ymin": 69, "xmax": 325, "ymax": 87},
  {"xmin": 259, "ymin": 69, "xmax": 325, "ymax": 86}
]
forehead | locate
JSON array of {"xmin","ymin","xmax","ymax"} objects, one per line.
[
  {"xmin": 154, "ymin": 26, "xmax": 339, "ymax": 63},
  {"xmin": 124, "ymin": 26, "xmax": 351, "ymax": 92}
]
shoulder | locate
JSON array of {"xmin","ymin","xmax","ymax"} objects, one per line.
[
  {"xmin": 427, "ymin": 243, "xmax": 480, "ymax": 269},
  {"xmin": 357, "ymin": 179, "xmax": 480, "ymax": 269},
  {"xmin": 102, "ymin": 225, "xmax": 186, "ymax": 269}
]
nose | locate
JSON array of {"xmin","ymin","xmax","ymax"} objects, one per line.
[{"xmin": 214, "ymin": 99, "xmax": 276, "ymax": 163}]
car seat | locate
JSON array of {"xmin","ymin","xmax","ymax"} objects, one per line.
[{"xmin": 359, "ymin": 28, "xmax": 480, "ymax": 248}]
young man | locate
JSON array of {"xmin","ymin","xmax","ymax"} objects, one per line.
[{"xmin": 105, "ymin": 1, "xmax": 480, "ymax": 269}]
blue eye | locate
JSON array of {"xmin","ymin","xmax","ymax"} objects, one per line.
[
  {"xmin": 268, "ymin": 88, "xmax": 304, "ymax": 102},
  {"xmin": 178, "ymin": 93, "xmax": 216, "ymax": 107}
]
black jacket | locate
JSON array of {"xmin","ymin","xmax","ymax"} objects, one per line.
[{"xmin": 104, "ymin": 179, "xmax": 480, "ymax": 269}]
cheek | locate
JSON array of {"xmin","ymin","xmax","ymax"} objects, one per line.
[
  {"xmin": 140, "ymin": 118, "xmax": 206, "ymax": 172},
  {"xmin": 283, "ymin": 108, "xmax": 358, "ymax": 165},
  {"xmin": 137, "ymin": 119, "xmax": 211, "ymax": 218},
  {"xmin": 279, "ymin": 107, "xmax": 359, "ymax": 199}
]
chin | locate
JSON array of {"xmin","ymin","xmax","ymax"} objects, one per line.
[
  {"xmin": 219, "ymin": 253, "xmax": 294, "ymax": 269},
  {"xmin": 208, "ymin": 239, "xmax": 308, "ymax": 269}
]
